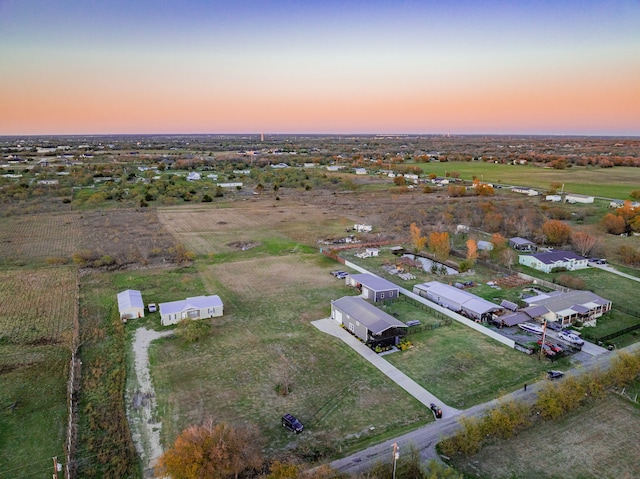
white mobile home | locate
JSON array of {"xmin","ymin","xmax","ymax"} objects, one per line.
[{"xmin": 159, "ymin": 295, "xmax": 224, "ymax": 326}]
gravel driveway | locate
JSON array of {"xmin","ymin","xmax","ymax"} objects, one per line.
[{"xmin": 127, "ymin": 327, "xmax": 174, "ymax": 478}]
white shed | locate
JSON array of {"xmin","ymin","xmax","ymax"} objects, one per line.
[{"xmin": 117, "ymin": 290, "xmax": 145, "ymax": 319}]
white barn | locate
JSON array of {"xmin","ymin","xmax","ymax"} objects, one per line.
[
  {"xmin": 565, "ymin": 193, "xmax": 594, "ymax": 204},
  {"xmin": 412, "ymin": 281, "xmax": 501, "ymax": 322},
  {"xmin": 159, "ymin": 295, "xmax": 224, "ymax": 326},
  {"xmin": 117, "ymin": 290, "xmax": 145, "ymax": 319}
]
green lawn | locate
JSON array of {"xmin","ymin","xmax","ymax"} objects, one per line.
[
  {"xmin": 414, "ymin": 162, "xmax": 640, "ymax": 199},
  {"xmin": 150, "ymin": 253, "xmax": 432, "ymax": 461},
  {"xmin": 0, "ymin": 346, "xmax": 68, "ymax": 478},
  {"xmin": 387, "ymin": 322, "xmax": 568, "ymax": 409}
]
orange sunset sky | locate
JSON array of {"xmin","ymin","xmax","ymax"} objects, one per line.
[{"xmin": 1, "ymin": 0, "xmax": 639, "ymax": 136}]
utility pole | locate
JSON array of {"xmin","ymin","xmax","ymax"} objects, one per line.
[
  {"xmin": 391, "ymin": 442, "xmax": 400, "ymax": 479},
  {"xmin": 539, "ymin": 319, "xmax": 548, "ymax": 361}
]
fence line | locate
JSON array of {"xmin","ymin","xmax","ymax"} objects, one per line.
[
  {"xmin": 343, "ymin": 260, "xmax": 516, "ymax": 349},
  {"xmin": 65, "ymin": 274, "xmax": 81, "ymax": 479}
]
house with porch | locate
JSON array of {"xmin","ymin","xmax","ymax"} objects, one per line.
[
  {"xmin": 519, "ymin": 251, "xmax": 588, "ymax": 273},
  {"xmin": 523, "ymin": 290, "xmax": 612, "ymax": 327},
  {"xmin": 331, "ymin": 296, "xmax": 407, "ymax": 347},
  {"xmin": 159, "ymin": 294, "xmax": 224, "ymax": 326},
  {"xmin": 346, "ymin": 273, "xmax": 399, "ymax": 302}
]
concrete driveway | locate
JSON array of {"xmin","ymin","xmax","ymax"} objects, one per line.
[{"xmin": 312, "ymin": 318, "xmax": 460, "ymax": 417}]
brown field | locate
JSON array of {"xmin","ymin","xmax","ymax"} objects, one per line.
[
  {"xmin": 0, "ymin": 212, "xmax": 82, "ymax": 262},
  {"xmin": 198, "ymin": 255, "xmax": 337, "ymax": 299},
  {"xmin": 0, "ymin": 209, "xmax": 177, "ymax": 266},
  {"xmin": 0, "ymin": 266, "xmax": 77, "ymax": 346},
  {"xmin": 452, "ymin": 394, "xmax": 640, "ymax": 479},
  {"xmin": 157, "ymin": 199, "xmax": 360, "ymax": 254}
]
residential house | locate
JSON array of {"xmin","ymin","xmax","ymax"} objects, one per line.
[
  {"xmin": 346, "ymin": 273, "xmax": 399, "ymax": 302},
  {"xmin": 509, "ymin": 237, "xmax": 537, "ymax": 252},
  {"xmin": 159, "ymin": 295, "xmax": 224, "ymax": 326},
  {"xmin": 186, "ymin": 172, "xmax": 201, "ymax": 181},
  {"xmin": 331, "ymin": 296, "xmax": 407, "ymax": 346},
  {"xmin": 519, "ymin": 251, "xmax": 588, "ymax": 273},
  {"xmin": 412, "ymin": 281, "xmax": 502, "ymax": 322},
  {"xmin": 523, "ymin": 290, "xmax": 612, "ymax": 327},
  {"xmin": 494, "ymin": 304, "xmax": 550, "ymax": 328},
  {"xmin": 117, "ymin": 289, "xmax": 145, "ymax": 319}
]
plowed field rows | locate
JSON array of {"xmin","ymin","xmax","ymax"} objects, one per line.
[
  {"xmin": 0, "ymin": 266, "xmax": 77, "ymax": 347},
  {"xmin": 0, "ymin": 213, "xmax": 81, "ymax": 261}
]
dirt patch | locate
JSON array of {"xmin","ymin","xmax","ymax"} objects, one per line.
[
  {"xmin": 199, "ymin": 255, "xmax": 336, "ymax": 299},
  {"xmin": 495, "ymin": 275, "xmax": 532, "ymax": 288},
  {"xmin": 227, "ymin": 240, "xmax": 261, "ymax": 251}
]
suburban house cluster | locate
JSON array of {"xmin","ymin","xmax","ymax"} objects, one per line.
[
  {"xmin": 117, "ymin": 290, "xmax": 224, "ymax": 326},
  {"xmin": 327, "ymin": 234, "xmax": 614, "ymax": 353}
]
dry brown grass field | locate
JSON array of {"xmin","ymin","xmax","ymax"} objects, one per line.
[
  {"xmin": 0, "ymin": 209, "xmax": 177, "ymax": 266},
  {"xmin": 0, "ymin": 212, "xmax": 82, "ymax": 262},
  {"xmin": 157, "ymin": 199, "xmax": 362, "ymax": 255},
  {"xmin": 452, "ymin": 393, "xmax": 640, "ymax": 479},
  {"xmin": 0, "ymin": 266, "xmax": 77, "ymax": 345}
]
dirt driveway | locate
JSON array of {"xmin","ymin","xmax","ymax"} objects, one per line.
[{"xmin": 127, "ymin": 327, "xmax": 174, "ymax": 478}]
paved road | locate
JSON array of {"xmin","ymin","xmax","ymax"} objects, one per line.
[
  {"xmin": 319, "ymin": 258, "xmax": 638, "ymax": 474},
  {"xmin": 324, "ymin": 341, "xmax": 640, "ymax": 476}
]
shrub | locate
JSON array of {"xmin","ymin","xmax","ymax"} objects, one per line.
[{"xmin": 556, "ymin": 274, "xmax": 586, "ymax": 290}]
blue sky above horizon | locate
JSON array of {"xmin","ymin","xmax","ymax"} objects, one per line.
[{"xmin": 1, "ymin": 0, "xmax": 639, "ymax": 135}]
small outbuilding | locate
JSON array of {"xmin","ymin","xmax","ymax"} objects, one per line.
[
  {"xmin": 159, "ymin": 295, "xmax": 224, "ymax": 326},
  {"xmin": 509, "ymin": 237, "xmax": 537, "ymax": 252},
  {"xmin": 117, "ymin": 289, "xmax": 145, "ymax": 319},
  {"xmin": 565, "ymin": 193, "xmax": 594, "ymax": 204},
  {"xmin": 346, "ymin": 273, "xmax": 399, "ymax": 302},
  {"xmin": 331, "ymin": 296, "xmax": 407, "ymax": 346}
]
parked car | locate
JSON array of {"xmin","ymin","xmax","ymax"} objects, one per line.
[
  {"xmin": 282, "ymin": 414, "xmax": 304, "ymax": 434},
  {"xmin": 547, "ymin": 370, "xmax": 565, "ymax": 380},
  {"xmin": 546, "ymin": 321, "xmax": 563, "ymax": 332},
  {"xmin": 148, "ymin": 303, "xmax": 157, "ymax": 313},
  {"xmin": 430, "ymin": 403, "xmax": 443, "ymax": 419},
  {"xmin": 537, "ymin": 340, "xmax": 563, "ymax": 354},
  {"xmin": 558, "ymin": 331, "xmax": 584, "ymax": 346},
  {"xmin": 538, "ymin": 342, "xmax": 556, "ymax": 357},
  {"xmin": 331, "ymin": 270, "xmax": 348, "ymax": 279}
]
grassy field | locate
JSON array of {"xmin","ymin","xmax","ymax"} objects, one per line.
[
  {"xmin": 451, "ymin": 392, "xmax": 640, "ymax": 479},
  {"xmin": 386, "ymin": 321, "xmax": 567, "ymax": 409},
  {"xmin": 0, "ymin": 266, "xmax": 76, "ymax": 478},
  {"xmin": 414, "ymin": 162, "xmax": 640, "ymax": 199},
  {"xmin": 151, "ymin": 253, "xmax": 432, "ymax": 459},
  {"xmin": 146, "ymin": 203, "xmax": 581, "ymax": 461}
]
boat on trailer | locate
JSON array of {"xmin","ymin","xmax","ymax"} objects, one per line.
[{"xmin": 518, "ymin": 322, "xmax": 544, "ymax": 334}]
